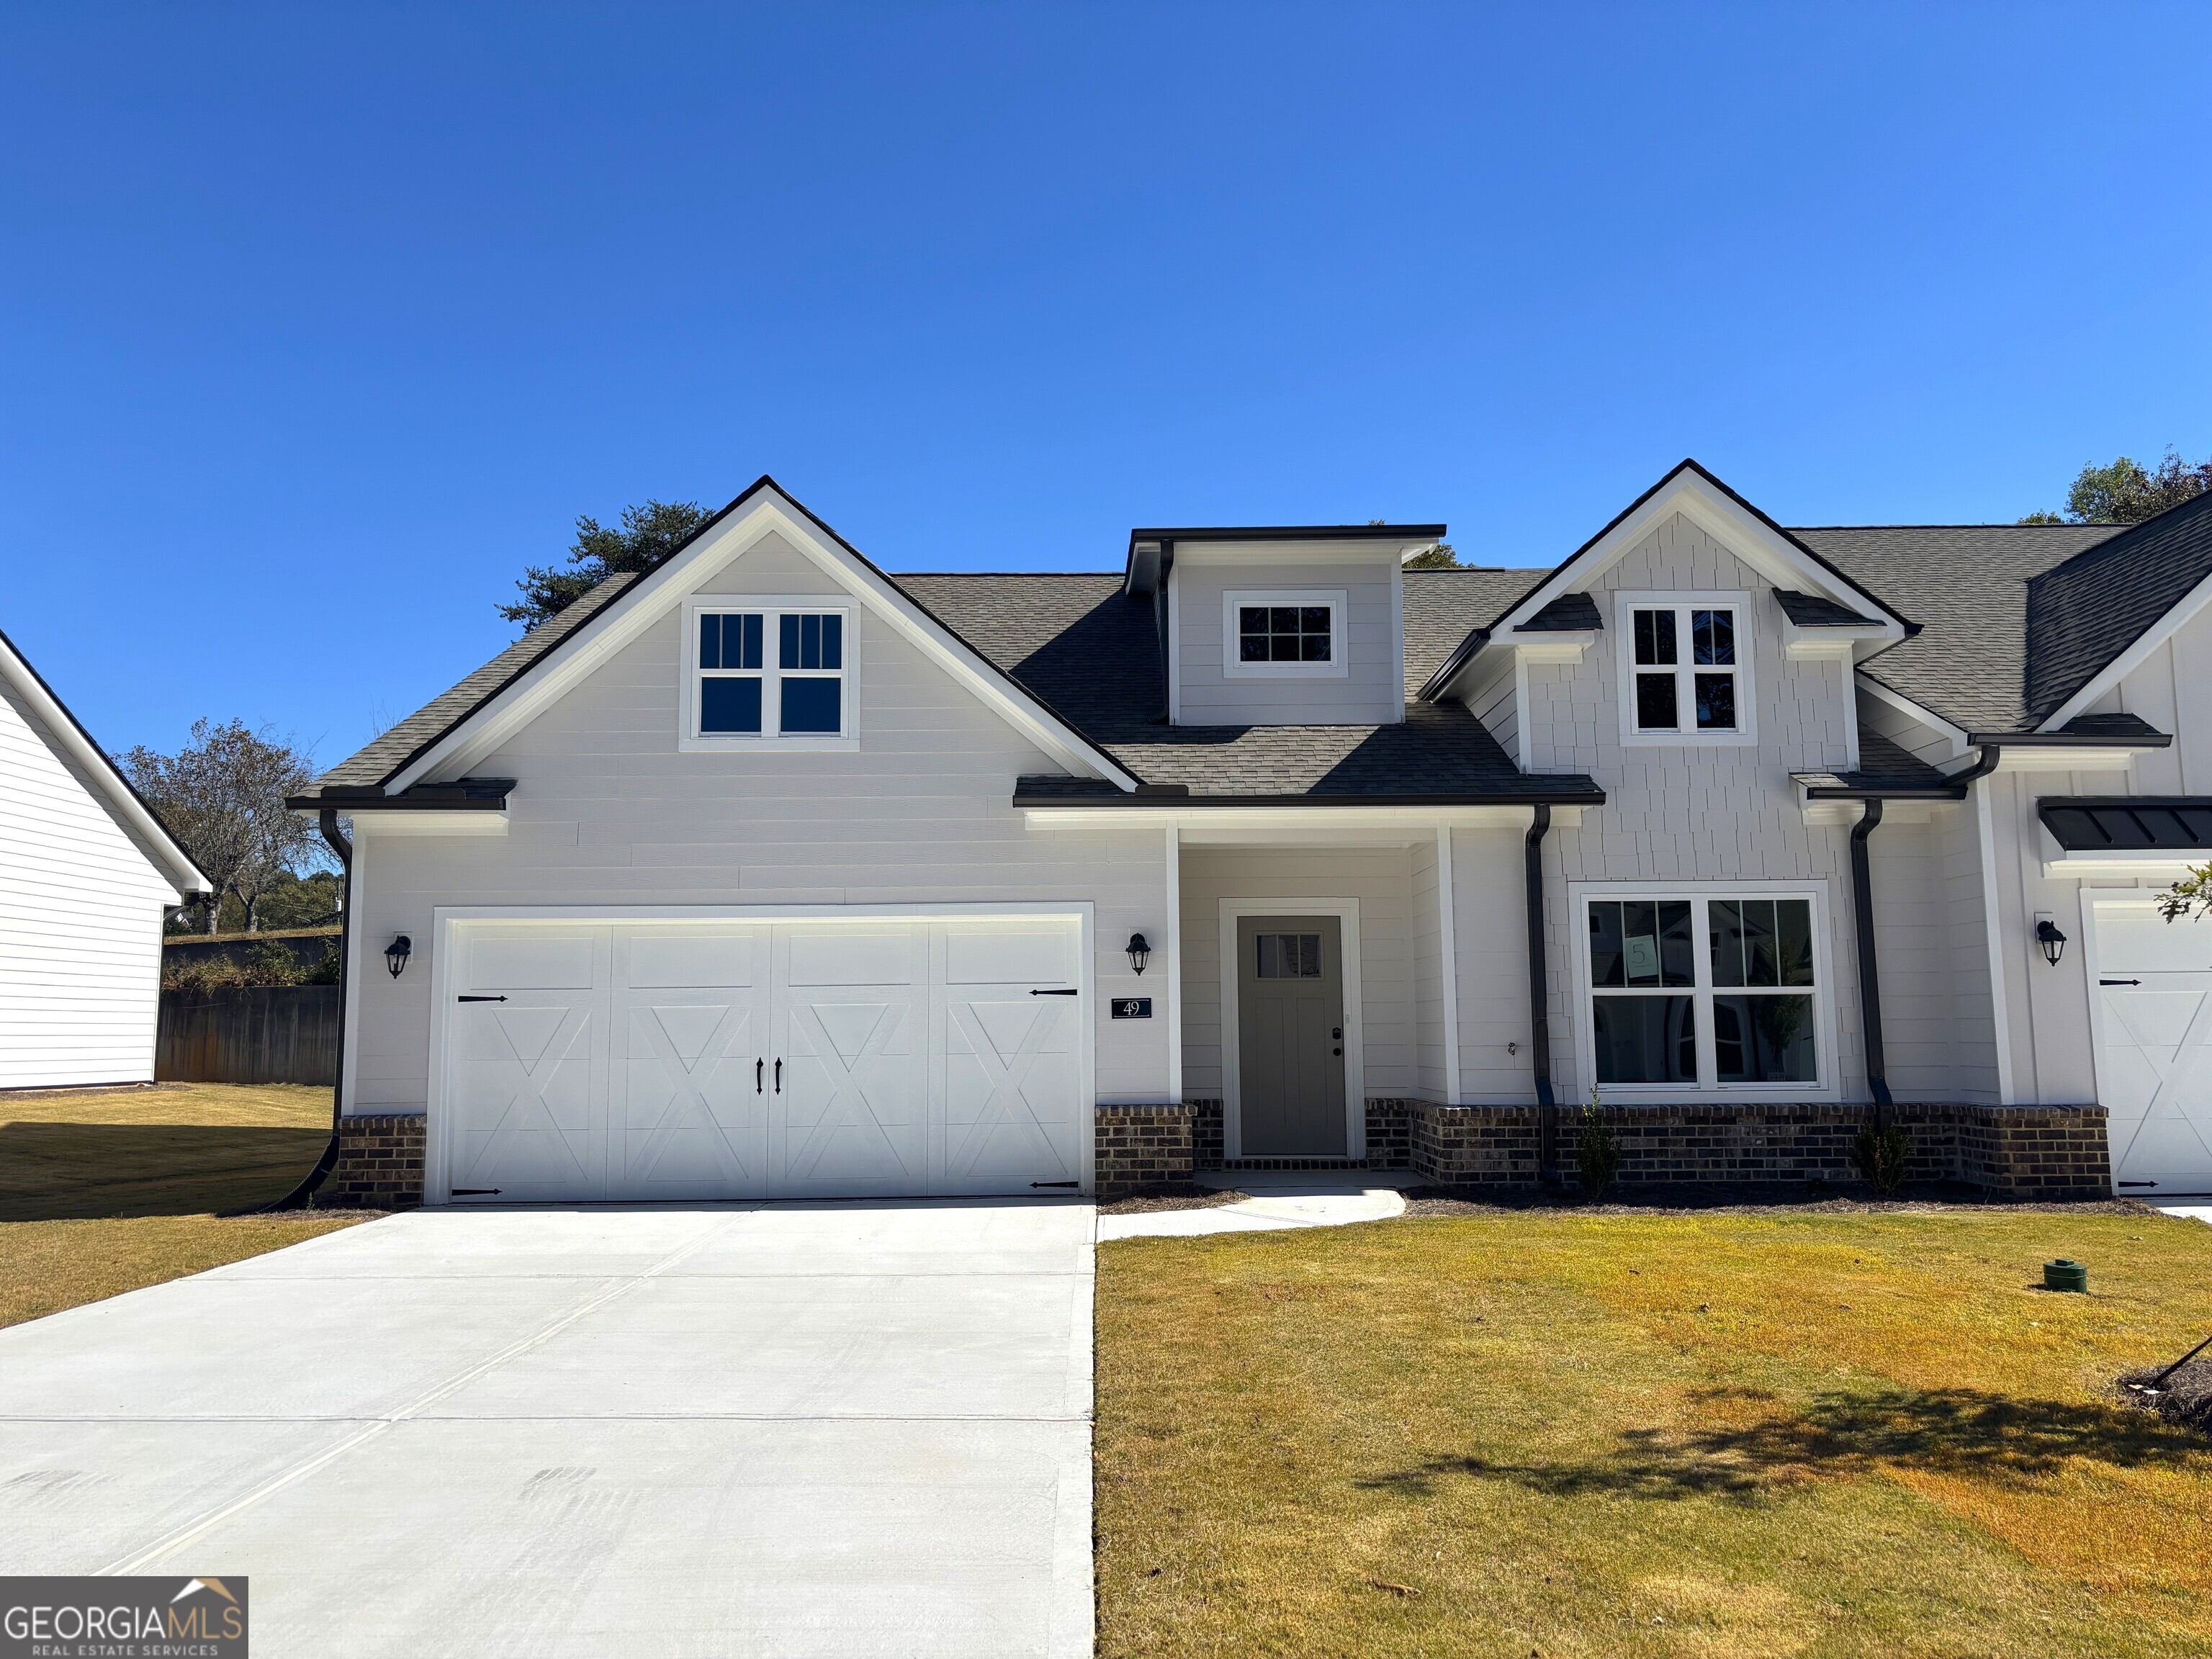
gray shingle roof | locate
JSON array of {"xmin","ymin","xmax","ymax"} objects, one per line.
[
  {"xmin": 902, "ymin": 571, "xmax": 1599, "ymax": 802},
  {"xmin": 2023, "ymin": 490, "xmax": 2212, "ymax": 724},
  {"xmin": 1790, "ymin": 525, "xmax": 2118, "ymax": 733},
  {"xmin": 1772, "ymin": 589, "xmax": 1877, "ymax": 626},
  {"xmin": 1791, "ymin": 729, "xmax": 1964, "ymax": 799},
  {"xmin": 1516, "ymin": 592, "xmax": 1603, "ymax": 632},
  {"xmin": 1401, "ymin": 570, "xmax": 1539, "ymax": 689},
  {"xmin": 309, "ymin": 490, "xmax": 2209, "ymax": 806}
]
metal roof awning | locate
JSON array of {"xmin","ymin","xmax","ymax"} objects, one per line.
[
  {"xmin": 2038, "ymin": 796, "xmax": 2212, "ymax": 878},
  {"xmin": 2039, "ymin": 796, "xmax": 2212, "ymax": 852}
]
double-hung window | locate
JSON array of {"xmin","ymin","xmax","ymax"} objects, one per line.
[
  {"xmin": 1617, "ymin": 593, "xmax": 1753, "ymax": 743},
  {"xmin": 1582, "ymin": 889, "xmax": 1827, "ymax": 1094},
  {"xmin": 683, "ymin": 598, "xmax": 855, "ymax": 748}
]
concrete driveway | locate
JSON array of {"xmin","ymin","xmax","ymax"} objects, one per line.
[{"xmin": 0, "ymin": 1201, "xmax": 1094, "ymax": 1657}]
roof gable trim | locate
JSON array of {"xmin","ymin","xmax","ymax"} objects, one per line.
[
  {"xmin": 0, "ymin": 626, "xmax": 210, "ymax": 896},
  {"xmin": 387, "ymin": 482, "xmax": 1138, "ymax": 793},
  {"xmin": 1492, "ymin": 462, "xmax": 1912, "ymax": 644}
]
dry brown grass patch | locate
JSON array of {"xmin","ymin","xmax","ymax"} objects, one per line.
[{"xmin": 1097, "ymin": 1210, "xmax": 2212, "ymax": 1658}]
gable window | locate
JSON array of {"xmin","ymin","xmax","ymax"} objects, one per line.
[
  {"xmin": 683, "ymin": 598, "xmax": 855, "ymax": 750},
  {"xmin": 1220, "ymin": 589, "xmax": 1349, "ymax": 679},
  {"xmin": 1578, "ymin": 888, "xmax": 1829, "ymax": 1095},
  {"xmin": 1615, "ymin": 592, "xmax": 1755, "ymax": 745}
]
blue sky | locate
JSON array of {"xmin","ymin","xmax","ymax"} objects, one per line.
[{"xmin": 5, "ymin": 3, "xmax": 2208, "ymax": 767}]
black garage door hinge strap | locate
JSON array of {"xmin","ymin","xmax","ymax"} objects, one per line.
[
  {"xmin": 451, "ymin": 1188, "xmax": 503, "ymax": 1196},
  {"xmin": 1030, "ymin": 1180, "xmax": 1080, "ymax": 1189},
  {"xmin": 1030, "ymin": 988, "xmax": 1079, "ymax": 996},
  {"xmin": 458, "ymin": 994, "xmax": 508, "ymax": 1002}
]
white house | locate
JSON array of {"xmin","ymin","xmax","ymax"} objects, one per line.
[
  {"xmin": 0, "ymin": 626, "xmax": 210, "ymax": 1089},
  {"xmin": 292, "ymin": 464, "xmax": 2212, "ymax": 1206}
]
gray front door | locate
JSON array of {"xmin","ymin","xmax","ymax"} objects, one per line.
[{"xmin": 1236, "ymin": 915, "xmax": 1347, "ymax": 1156}]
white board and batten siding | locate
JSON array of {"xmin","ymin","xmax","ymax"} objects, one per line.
[
  {"xmin": 349, "ymin": 531, "xmax": 1174, "ymax": 1173},
  {"xmin": 0, "ymin": 670, "xmax": 197, "ymax": 1088},
  {"xmin": 1516, "ymin": 513, "xmax": 1871, "ymax": 1101}
]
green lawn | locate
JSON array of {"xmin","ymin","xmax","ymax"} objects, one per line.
[
  {"xmin": 0, "ymin": 1082, "xmax": 373, "ymax": 1329},
  {"xmin": 1097, "ymin": 1208, "xmax": 2212, "ymax": 1658}
]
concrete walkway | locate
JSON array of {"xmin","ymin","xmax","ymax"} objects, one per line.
[
  {"xmin": 1097, "ymin": 1172, "xmax": 1412, "ymax": 1241},
  {"xmin": 0, "ymin": 1202, "xmax": 1094, "ymax": 1658}
]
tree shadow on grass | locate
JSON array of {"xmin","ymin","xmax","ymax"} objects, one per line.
[
  {"xmin": 1357, "ymin": 1384, "xmax": 2206, "ymax": 1503},
  {"xmin": 0, "ymin": 1122, "xmax": 330, "ymax": 1221}
]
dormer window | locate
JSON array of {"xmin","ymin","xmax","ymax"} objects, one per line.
[
  {"xmin": 1221, "ymin": 590, "xmax": 1348, "ymax": 680},
  {"xmin": 1617, "ymin": 591, "xmax": 1755, "ymax": 745},
  {"xmin": 681, "ymin": 596, "xmax": 858, "ymax": 751}
]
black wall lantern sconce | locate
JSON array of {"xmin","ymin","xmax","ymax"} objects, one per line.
[
  {"xmin": 2036, "ymin": 918, "xmax": 2067, "ymax": 968},
  {"xmin": 385, "ymin": 934, "xmax": 413, "ymax": 979},
  {"xmin": 1125, "ymin": 932, "xmax": 1151, "ymax": 976}
]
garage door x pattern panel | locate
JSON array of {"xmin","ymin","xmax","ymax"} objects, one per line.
[{"xmin": 441, "ymin": 917, "xmax": 1086, "ymax": 1202}]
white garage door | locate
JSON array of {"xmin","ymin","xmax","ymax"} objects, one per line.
[
  {"xmin": 439, "ymin": 914, "xmax": 1087, "ymax": 1202},
  {"xmin": 2092, "ymin": 901, "xmax": 2212, "ymax": 1197}
]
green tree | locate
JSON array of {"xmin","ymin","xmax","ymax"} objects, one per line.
[
  {"xmin": 502, "ymin": 500, "xmax": 711, "ymax": 630},
  {"xmin": 117, "ymin": 719, "xmax": 323, "ymax": 934},
  {"xmin": 2020, "ymin": 449, "xmax": 2212, "ymax": 526},
  {"xmin": 253, "ymin": 868, "xmax": 343, "ymax": 932},
  {"xmin": 1403, "ymin": 541, "xmax": 1462, "ymax": 570}
]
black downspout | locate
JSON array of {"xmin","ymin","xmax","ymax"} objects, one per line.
[
  {"xmin": 261, "ymin": 809, "xmax": 352, "ymax": 1211},
  {"xmin": 1849, "ymin": 798, "xmax": 1892, "ymax": 1113},
  {"xmin": 1525, "ymin": 804, "xmax": 1558, "ymax": 1182},
  {"xmin": 1844, "ymin": 743, "xmax": 2001, "ymax": 1128}
]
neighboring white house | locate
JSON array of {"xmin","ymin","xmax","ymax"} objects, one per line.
[
  {"xmin": 294, "ymin": 464, "xmax": 2212, "ymax": 1207},
  {"xmin": 0, "ymin": 626, "xmax": 210, "ymax": 1089}
]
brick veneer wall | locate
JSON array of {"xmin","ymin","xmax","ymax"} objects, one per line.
[
  {"xmin": 1411, "ymin": 1104, "xmax": 1543, "ymax": 1187},
  {"xmin": 1409, "ymin": 1102, "xmax": 2110, "ymax": 1200},
  {"xmin": 1364, "ymin": 1100, "xmax": 1413, "ymax": 1169},
  {"xmin": 1190, "ymin": 1099, "xmax": 1224, "ymax": 1168},
  {"xmin": 1954, "ymin": 1105, "xmax": 2112, "ymax": 1199},
  {"xmin": 1094, "ymin": 1105, "xmax": 1196, "ymax": 1197},
  {"xmin": 322, "ymin": 1111, "xmax": 426, "ymax": 1209}
]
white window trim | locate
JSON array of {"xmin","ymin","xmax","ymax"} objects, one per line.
[
  {"xmin": 1567, "ymin": 880, "xmax": 1840, "ymax": 1103},
  {"xmin": 680, "ymin": 595, "xmax": 859, "ymax": 752},
  {"xmin": 1613, "ymin": 590, "xmax": 1757, "ymax": 747},
  {"xmin": 1217, "ymin": 896, "xmax": 1365, "ymax": 1159},
  {"xmin": 1220, "ymin": 589, "xmax": 1350, "ymax": 680}
]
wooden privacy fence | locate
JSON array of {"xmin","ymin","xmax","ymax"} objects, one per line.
[{"xmin": 157, "ymin": 985, "xmax": 341, "ymax": 1086}]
